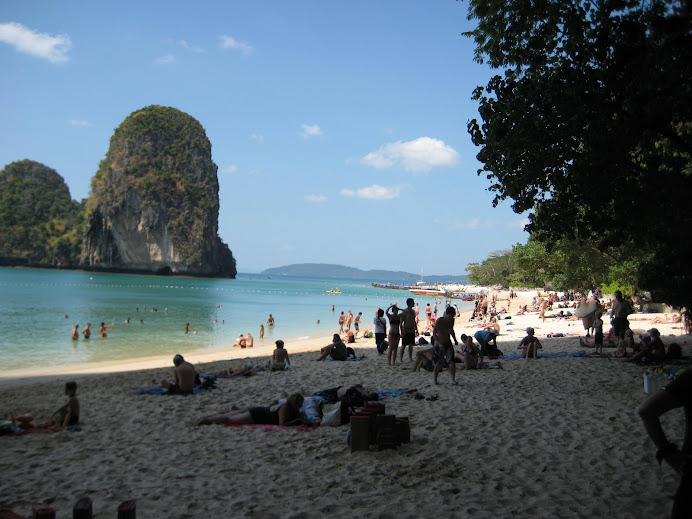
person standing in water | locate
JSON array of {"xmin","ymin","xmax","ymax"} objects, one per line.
[{"xmin": 81, "ymin": 323, "xmax": 91, "ymax": 339}]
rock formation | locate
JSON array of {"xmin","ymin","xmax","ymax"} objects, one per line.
[{"xmin": 82, "ymin": 105, "xmax": 236, "ymax": 277}]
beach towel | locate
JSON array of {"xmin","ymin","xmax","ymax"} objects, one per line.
[
  {"xmin": 374, "ymin": 389, "xmax": 418, "ymax": 399},
  {"xmin": 224, "ymin": 424, "xmax": 316, "ymax": 431},
  {"xmin": 132, "ymin": 386, "xmax": 211, "ymax": 395},
  {"xmin": 499, "ymin": 350, "xmax": 591, "ymax": 360},
  {"xmin": 325, "ymin": 356, "xmax": 367, "ymax": 361}
]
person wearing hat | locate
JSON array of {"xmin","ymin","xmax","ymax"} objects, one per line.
[
  {"xmin": 269, "ymin": 339, "xmax": 290, "ymax": 370},
  {"xmin": 518, "ymin": 327, "xmax": 542, "ymax": 359}
]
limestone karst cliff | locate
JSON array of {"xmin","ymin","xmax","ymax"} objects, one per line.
[{"xmin": 82, "ymin": 105, "xmax": 236, "ymax": 277}]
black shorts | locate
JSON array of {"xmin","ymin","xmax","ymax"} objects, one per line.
[
  {"xmin": 401, "ymin": 332, "xmax": 416, "ymax": 346},
  {"xmin": 355, "ymin": 323, "xmax": 359, "ymax": 331}
]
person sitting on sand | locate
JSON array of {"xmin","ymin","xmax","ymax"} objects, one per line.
[
  {"xmin": 197, "ymin": 393, "xmax": 307, "ymax": 426},
  {"xmin": 268, "ymin": 339, "xmax": 290, "ymax": 370},
  {"xmin": 244, "ymin": 332, "xmax": 254, "ymax": 348},
  {"xmin": 161, "ymin": 354, "xmax": 199, "ymax": 395},
  {"xmin": 52, "ymin": 381, "xmax": 80, "ymax": 426},
  {"xmin": 650, "ymin": 313, "xmax": 681, "ymax": 324},
  {"xmin": 518, "ymin": 327, "xmax": 542, "ymax": 359},
  {"xmin": 456, "ymin": 334, "xmax": 481, "ymax": 370},
  {"xmin": 627, "ymin": 328, "xmax": 667, "ymax": 363},
  {"xmin": 515, "ymin": 304, "xmax": 528, "ymax": 316},
  {"xmin": 316, "ymin": 333, "xmax": 348, "ymax": 361},
  {"xmin": 412, "ymin": 343, "xmax": 439, "ymax": 373},
  {"xmin": 233, "ymin": 334, "xmax": 246, "ymax": 348}
]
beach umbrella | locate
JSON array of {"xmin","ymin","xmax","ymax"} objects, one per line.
[{"xmin": 575, "ymin": 300, "xmax": 599, "ymax": 318}]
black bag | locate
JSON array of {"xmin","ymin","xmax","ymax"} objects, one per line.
[{"xmin": 377, "ymin": 339, "xmax": 389, "ymax": 354}]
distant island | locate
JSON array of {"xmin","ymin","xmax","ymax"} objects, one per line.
[{"xmin": 260, "ymin": 263, "xmax": 468, "ymax": 284}]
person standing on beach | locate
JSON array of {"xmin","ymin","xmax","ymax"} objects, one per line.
[
  {"xmin": 185, "ymin": 322, "xmax": 190, "ymax": 334},
  {"xmin": 260, "ymin": 324, "xmax": 264, "ymax": 338},
  {"xmin": 638, "ymin": 369, "xmax": 691, "ymax": 518},
  {"xmin": 346, "ymin": 310, "xmax": 353, "ymax": 332},
  {"xmin": 386, "ymin": 304, "xmax": 402, "ymax": 365},
  {"xmin": 81, "ymin": 323, "xmax": 91, "ymax": 339},
  {"xmin": 611, "ymin": 290, "xmax": 631, "ymax": 341},
  {"xmin": 433, "ymin": 307, "xmax": 458, "ymax": 385},
  {"xmin": 338, "ymin": 311, "xmax": 346, "ymax": 333},
  {"xmin": 400, "ymin": 298, "xmax": 418, "ymax": 362},
  {"xmin": 374, "ymin": 309, "xmax": 387, "ymax": 352},
  {"xmin": 71, "ymin": 324, "xmax": 79, "ymax": 340},
  {"xmin": 354, "ymin": 312, "xmax": 362, "ymax": 337},
  {"xmin": 425, "ymin": 303, "xmax": 432, "ymax": 325}
]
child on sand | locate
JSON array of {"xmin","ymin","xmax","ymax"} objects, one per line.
[
  {"xmin": 593, "ymin": 311, "xmax": 604, "ymax": 354},
  {"xmin": 268, "ymin": 339, "xmax": 290, "ymax": 370},
  {"xmin": 52, "ymin": 381, "xmax": 80, "ymax": 426}
]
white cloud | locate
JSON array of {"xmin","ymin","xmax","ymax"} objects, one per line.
[
  {"xmin": 250, "ymin": 133, "xmax": 264, "ymax": 143},
  {"xmin": 362, "ymin": 137, "xmax": 460, "ymax": 173},
  {"xmin": 507, "ymin": 217, "xmax": 530, "ymax": 229},
  {"xmin": 156, "ymin": 54, "xmax": 175, "ymax": 65},
  {"xmin": 301, "ymin": 124, "xmax": 322, "ymax": 138},
  {"xmin": 221, "ymin": 165, "xmax": 238, "ymax": 175},
  {"xmin": 179, "ymin": 40, "xmax": 203, "ymax": 53},
  {"xmin": 305, "ymin": 194, "xmax": 327, "ymax": 202},
  {"xmin": 0, "ymin": 22, "xmax": 71, "ymax": 63},
  {"xmin": 220, "ymin": 35, "xmax": 252, "ymax": 56},
  {"xmin": 68, "ymin": 119, "xmax": 92, "ymax": 127},
  {"xmin": 340, "ymin": 184, "xmax": 401, "ymax": 200}
]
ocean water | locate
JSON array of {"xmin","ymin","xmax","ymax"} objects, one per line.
[{"xmin": 0, "ymin": 268, "xmax": 473, "ymax": 374}]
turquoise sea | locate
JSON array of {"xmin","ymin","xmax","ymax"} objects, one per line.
[{"xmin": 0, "ymin": 268, "xmax": 473, "ymax": 375}]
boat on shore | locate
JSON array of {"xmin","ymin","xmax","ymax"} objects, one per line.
[{"xmin": 409, "ymin": 287, "xmax": 447, "ymax": 296}]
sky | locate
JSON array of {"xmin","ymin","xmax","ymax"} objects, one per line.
[{"xmin": 0, "ymin": 0, "xmax": 529, "ymax": 276}]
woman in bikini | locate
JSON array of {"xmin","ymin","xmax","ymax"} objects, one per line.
[
  {"xmin": 455, "ymin": 334, "xmax": 481, "ymax": 370},
  {"xmin": 197, "ymin": 393, "xmax": 307, "ymax": 426},
  {"xmin": 386, "ymin": 304, "xmax": 402, "ymax": 366}
]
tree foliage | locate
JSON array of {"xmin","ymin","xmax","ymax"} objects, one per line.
[
  {"xmin": 0, "ymin": 160, "xmax": 84, "ymax": 265},
  {"xmin": 466, "ymin": 249, "xmax": 514, "ymax": 287},
  {"xmin": 465, "ymin": 0, "xmax": 692, "ymax": 307}
]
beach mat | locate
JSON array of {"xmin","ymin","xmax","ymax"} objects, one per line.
[
  {"xmin": 132, "ymin": 386, "xmax": 211, "ymax": 395},
  {"xmin": 499, "ymin": 350, "xmax": 591, "ymax": 360},
  {"xmin": 224, "ymin": 424, "xmax": 316, "ymax": 431},
  {"xmin": 374, "ymin": 389, "xmax": 418, "ymax": 399}
]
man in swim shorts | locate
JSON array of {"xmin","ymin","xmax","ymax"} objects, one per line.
[
  {"xmin": 433, "ymin": 306, "xmax": 458, "ymax": 385},
  {"xmin": 400, "ymin": 298, "xmax": 418, "ymax": 362}
]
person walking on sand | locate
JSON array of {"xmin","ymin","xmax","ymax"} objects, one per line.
[
  {"xmin": 354, "ymin": 312, "xmax": 362, "ymax": 338},
  {"xmin": 433, "ymin": 307, "xmax": 459, "ymax": 385},
  {"xmin": 400, "ymin": 298, "xmax": 418, "ymax": 362},
  {"xmin": 71, "ymin": 324, "xmax": 79, "ymax": 340},
  {"xmin": 81, "ymin": 323, "xmax": 91, "ymax": 339},
  {"xmin": 345, "ymin": 310, "xmax": 353, "ymax": 332}
]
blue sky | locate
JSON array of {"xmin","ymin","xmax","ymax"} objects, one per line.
[{"xmin": 0, "ymin": 1, "xmax": 529, "ymax": 276}]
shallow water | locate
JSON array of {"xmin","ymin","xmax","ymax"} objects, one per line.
[{"xmin": 0, "ymin": 268, "xmax": 472, "ymax": 374}]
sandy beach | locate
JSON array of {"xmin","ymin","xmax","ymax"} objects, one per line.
[{"xmin": 1, "ymin": 290, "xmax": 689, "ymax": 518}]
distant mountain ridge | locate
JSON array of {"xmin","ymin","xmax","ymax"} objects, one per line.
[{"xmin": 260, "ymin": 263, "xmax": 468, "ymax": 284}]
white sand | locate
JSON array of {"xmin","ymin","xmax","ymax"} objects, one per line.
[{"xmin": 0, "ymin": 290, "xmax": 689, "ymax": 518}]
